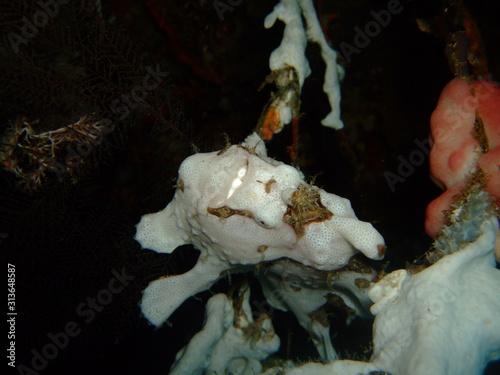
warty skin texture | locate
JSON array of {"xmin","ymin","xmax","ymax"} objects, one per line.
[{"xmin": 135, "ymin": 133, "xmax": 385, "ymax": 326}]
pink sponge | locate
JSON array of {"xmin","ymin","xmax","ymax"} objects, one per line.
[
  {"xmin": 475, "ymin": 80, "xmax": 500, "ymax": 197},
  {"xmin": 425, "ymin": 78, "xmax": 500, "ymax": 237}
]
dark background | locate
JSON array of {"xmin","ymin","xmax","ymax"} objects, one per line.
[{"xmin": 1, "ymin": 0, "xmax": 499, "ymax": 374}]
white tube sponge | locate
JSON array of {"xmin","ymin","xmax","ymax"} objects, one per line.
[
  {"xmin": 367, "ymin": 216, "xmax": 500, "ymax": 375},
  {"xmin": 135, "ymin": 133, "xmax": 385, "ymax": 326},
  {"xmin": 265, "ymin": 0, "xmax": 345, "ymax": 129},
  {"xmin": 257, "ymin": 258, "xmax": 378, "ymax": 363},
  {"xmin": 299, "ymin": 0, "xmax": 345, "ymax": 130},
  {"xmin": 170, "ymin": 285, "xmax": 280, "ymax": 375},
  {"xmin": 263, "ymin": 216, "xmax": 500, "ymax": 375},
  {"xmin": 265, "ymin": 0, "xmax": 310, "ymax": 88}
]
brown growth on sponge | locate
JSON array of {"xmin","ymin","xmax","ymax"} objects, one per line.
[
  {"xmin": 283, "ymin": 185, "xmax": 333, "ymax": 237},
  {"xmin": 207, "ymin": 205, "xmax": 254, "ymax": 219},
  {"xmin": 174, "ymin": 179, "xmax": 184, "ymax": 192}
]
